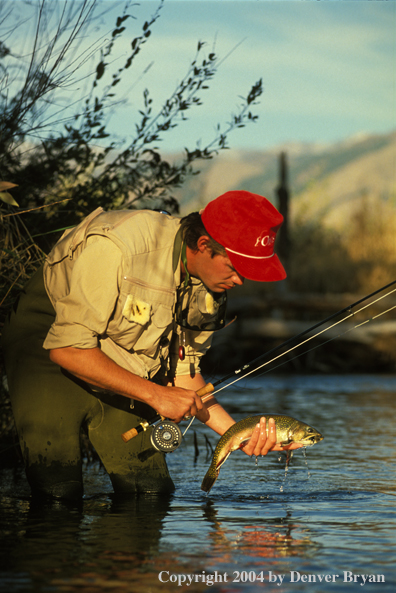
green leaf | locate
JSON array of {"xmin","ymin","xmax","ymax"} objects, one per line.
[
  {"xmin": 112, "ymin": 26, "xmax": 125, "ymax": 38},
  {"xmin": 96, "ymin": 61, "xmax": 105, "ymax": 80},
  {"xmin": 0, "ymin": 191, "xmax": 19, "ymax": 206},
  {"xmin": 116, "ymin": 15, "xmax": 130, "ymax": 27}
]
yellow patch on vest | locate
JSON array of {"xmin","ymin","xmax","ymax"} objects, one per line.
[
  {"xmin": 122, "ymin": 295, "xmax": 151, "ymax": 325},
  {"xmin": 205, "ymin": 292, "xmax": 215, "ymax": 315}
]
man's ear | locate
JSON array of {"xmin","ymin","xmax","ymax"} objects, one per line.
[{"xmin": 196, "ymin": 235, "xmax": 211, "ymax": 253}]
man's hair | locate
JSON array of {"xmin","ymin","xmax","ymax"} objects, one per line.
[{"xmin": 180, "ymin": 211, "xmax": 226, "ymax": 258}]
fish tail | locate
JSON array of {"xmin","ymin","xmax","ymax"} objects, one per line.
[{"xmin": 201, "ymin": 466, "xmax": 219, "ymax": 493}]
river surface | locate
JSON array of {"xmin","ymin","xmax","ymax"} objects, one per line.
[{"xmin": 0, "ymin": 374, "xmax": 395, "ymax": 592}]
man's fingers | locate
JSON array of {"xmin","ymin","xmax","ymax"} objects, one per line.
[
  {"xmin": 241, "ymin": 417, "xmax": 278, "ymax": 457},
  {"xmin": 248, "ymin": 419, "xmax": 261, "ymax": 457},
  {"xmin": 156, "ymin": 387, "xmax": 205, "ymax": 423},
  {"xmin": 194, "ymin": 392, "xmax": 204, "ymax": 412},
  {"xmin": 181, "ymin": 393, "xmax": 203, "ymax": 420},
  {"xmin": 258, "ymin": 417, "xmax": 276, "ymax": 456},
  {"xmin": 239, "ymin": 421, "xmax": 260, "ymax": 456}
]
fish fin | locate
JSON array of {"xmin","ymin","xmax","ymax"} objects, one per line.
[
  {"xmin": 280, "ymin": 439, "xmax": 292, "ymax": 447},
  {"xmin": 216, "ymin": 450, "xmax": 232, "ymax": 469},
  {"xmin": 237, "ymin": 437, "xmax": 251, "ymax": 450},
  {"xmin": 201, "ymin": 445, "xmax": 234, "ymax": 493},
  {"xmin": 201, "ymin": 467, "xmax": 220, "ymax": 493}
]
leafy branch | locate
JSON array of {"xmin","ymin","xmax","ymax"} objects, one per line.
[{"xmin": 0, "ymin": 0, "xmax": 264, "ymax": 244}]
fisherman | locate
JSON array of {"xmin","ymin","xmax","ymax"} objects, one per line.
[{"xmin": 2, "ymin": 190, "xmax": 302, "ymax": 500}]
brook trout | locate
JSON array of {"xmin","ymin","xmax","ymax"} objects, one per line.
[{"xmin": 201, "ymin": 414, "xmax": 323, "ymax": 493}]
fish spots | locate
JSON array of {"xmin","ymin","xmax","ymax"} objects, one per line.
[{"xmin": 201, "ymin": 414, "xmax": 323, "ymax": 493}]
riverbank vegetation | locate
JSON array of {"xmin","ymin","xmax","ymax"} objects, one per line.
[{"xmin": 288, "ymin": 193, "xmax": 396, "ymax": 295}]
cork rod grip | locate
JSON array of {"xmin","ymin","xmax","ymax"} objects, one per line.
[
  {"xmin": 196, "ymin": 382, "xmax": 214, "ymax": 398},
  {"xmin": 121, "ymin": 427, "xmax": 138, "ymax": 443},
  {"xmin": 121, "ymin": 382, "xmax": 215, "ymax": 443}
]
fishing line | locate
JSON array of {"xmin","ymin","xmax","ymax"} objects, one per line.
[
  {"xmin": 209, "ymin": 286, "xmax": 396, "ymax": 398},
  {"xmin": 250, "ymin": 302, "xmax": 396, "ymax": 380},
  {"xmin": 183, "ymin": 416, "xmax": 196, "ymax": 436}
]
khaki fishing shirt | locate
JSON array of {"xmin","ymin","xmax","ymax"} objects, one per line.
[{"xmin": 43, "ymin": 208, "xmax": 224, "ymax": 381}]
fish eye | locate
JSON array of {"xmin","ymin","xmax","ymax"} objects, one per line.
[{"xmin": 307, "ymin": 428, "xmax": 313, "ymax": 433}]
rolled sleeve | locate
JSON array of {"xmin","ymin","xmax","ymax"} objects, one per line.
[{"xmin": 43, "ymin": 236, "xmax": 123, "ymax": 350}]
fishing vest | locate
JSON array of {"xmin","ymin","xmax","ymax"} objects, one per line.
[{"xmin": 43, "ymin": 208, "xmax": 222, "ymax": 380}]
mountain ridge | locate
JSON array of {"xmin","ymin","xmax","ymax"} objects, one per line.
[{"xmin": 173, "ymin": 129, "xmax": 396, "ymax": 230}]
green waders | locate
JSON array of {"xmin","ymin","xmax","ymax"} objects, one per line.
[{"xmin": 1, "ymin": 268, "xmax": 175, "ymax": 500}]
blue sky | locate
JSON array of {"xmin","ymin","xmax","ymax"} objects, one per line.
[
  {"xmin": 8, "ymin": 0, "xmax": 396, "ymax": 153},
  {"xmin": 104, "ymin": 0, "xmax": 396, "ymax": 152}
]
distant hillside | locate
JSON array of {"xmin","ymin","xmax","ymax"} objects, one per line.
[
  {"xmin": 170, "ymin": 129, "xmax": 395, "ymax": 296},
  {"xmin": 173, "ymin": 130, "xmax": 396, "ymax": 231}
]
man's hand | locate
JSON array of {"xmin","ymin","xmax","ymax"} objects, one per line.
[
  {"xmin": 240, "ymin": 417, "xmax": 304, "ymax": 457},
  {"xmin": 150, "ymin": 384, "xmax": 204, "ymax": 424}
]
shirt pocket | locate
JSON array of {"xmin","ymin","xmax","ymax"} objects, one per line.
[{"xmin": 108, "ymin": 276, "xmax": 175, "ymax": 356}]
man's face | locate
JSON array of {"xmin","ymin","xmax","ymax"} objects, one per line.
[{"xmin": 190, "ymin": 243, "xmax": 245, "ymax": 293}]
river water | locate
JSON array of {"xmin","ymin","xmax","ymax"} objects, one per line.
[{"xmin": 0, "ymin": 374, "xmax": 395, "ymax": 592}]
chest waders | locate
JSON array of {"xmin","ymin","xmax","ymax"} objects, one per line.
[{"xmin": 1, "ymin": 267, "xmax": 174, "ymax": 501}]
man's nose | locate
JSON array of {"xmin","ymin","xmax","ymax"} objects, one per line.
[{"xmin": 232, "ymin": 272, "xmax": 245, "ymax": 286}]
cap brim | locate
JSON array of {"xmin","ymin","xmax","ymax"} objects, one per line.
[{"xmin": 226, "ymin": 250, "xmax": 287, "ymax": 282}]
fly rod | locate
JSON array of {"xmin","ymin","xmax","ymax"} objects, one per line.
[
  {"xmin": 206, "ymin": 278, "xmax": 396, "ymax": 392},
  {"xmin": 211, "ymin": 286, "xmax": 396, "ymax": 396},
  {"xmin": 255, "ymin": 299, "xmax": 396, "ymax": 379},
  {"xmin": 121, "ymin": 279, "xmax": 396, "ymax": 445}
]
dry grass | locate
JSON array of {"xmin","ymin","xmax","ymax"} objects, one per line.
[
  {"xmin": 0, "ymin": 207, "xmax": 45, "ymax": 453},
  {"xmin": 0, "ymin": 208, "xmax": 45, "ymax": 325},
  {"xmin": 289, "ymin": 194, "xmax": 396, "ymax": 294}
]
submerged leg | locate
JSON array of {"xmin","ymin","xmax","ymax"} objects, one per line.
[
  {"xmin": 87, "ymin": 393, "xmax": 175, "ymax": 496},
  {"xmin": 5, "ymin": 360, "xmax": 87, "ymax": 500},
  {"xmin": 2, "ymin": 269, "xmax": 89, "ymax": 500}
]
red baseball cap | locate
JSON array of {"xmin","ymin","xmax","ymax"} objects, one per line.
[{"xmin": 201, "ymin": 190, "xmax": 287, "ymax": 282}]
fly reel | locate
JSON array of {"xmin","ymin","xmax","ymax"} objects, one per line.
[{"xmin": 150, "ymin": 420, "xmax": 183, "ymax": 453}]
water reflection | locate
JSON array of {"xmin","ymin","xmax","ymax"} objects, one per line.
[
  {"xmin": 1, "ymin": 375, "xmax": 396, "ymax": 592},
  {"xmin": 201, "ymin": 500, "xmax": 320, "ymax": 562},
  {"xmin": 0, "ymin": 488, "xmax": 174, "ymax": 592}
]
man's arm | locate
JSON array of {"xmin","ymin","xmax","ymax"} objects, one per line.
[
  {"xmin": 171, "ymin": 374, "xmax": 303, "ymax": 456},
  {"xmin": 49, "ymin": 346, "xmax": 203, "ymax": 423}
]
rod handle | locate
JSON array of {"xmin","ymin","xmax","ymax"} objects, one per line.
[
  {"xmin": 121, "ymin": 416, "xmax": 163, "ymax": 443},
  {"xmin": 196, "ymin": 382, "xmax": 215, "ymax": 399},
  {"xmin": 121, "ymin": 383, "xmax": 215, "ymax": 443},
  {"xmin": 121, "ymin": 426, "xmax": 139, "ymax": 443}
]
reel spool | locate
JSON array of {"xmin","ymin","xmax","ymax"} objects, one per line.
[{"xmin": 150, "ymin": 420, "xmax": 183, "ymax": 453}]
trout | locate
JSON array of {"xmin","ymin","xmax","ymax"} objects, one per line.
[{"xmin": 201, "ymin": 414, "xmax": 323, "ymax": 493}]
